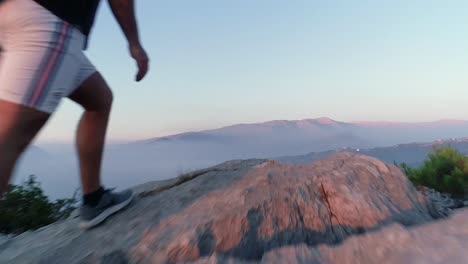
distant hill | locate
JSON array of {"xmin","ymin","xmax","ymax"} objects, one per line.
[
  {"xmin": 27, "ymin": 117, "xmax": 468, "ymax": 198},
  {"xmin": 275, "ymin": 138, "xmax": 468, "ymax": 167},
  {"xmin": 101, "ymin": 118, "xmax": 468, "ymax": 192},
  {"xmin": 134, "ymin": 117, "xmax": 468, "ymax": 157}
]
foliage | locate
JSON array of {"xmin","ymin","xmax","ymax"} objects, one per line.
[
  {"xmin": 399, "ymin": 145, "xmax": 468, "ymax": 197},
  {"xmin": 0, "ymin": 175, "xmax": 78, "ymax": 235}
]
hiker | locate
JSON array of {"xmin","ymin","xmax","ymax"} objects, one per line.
[{"xmin": 0, "ymin": 0, "xmax": 149, "ymax": 229}]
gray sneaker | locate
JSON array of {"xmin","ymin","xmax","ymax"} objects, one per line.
[{"xmin": 79, "ymin": 189, "xmax": 134, "ymax": 230}]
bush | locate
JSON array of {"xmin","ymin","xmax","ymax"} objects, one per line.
[
  {"xmin": 0, "ymin": 175, "xmax": 78, "ymax": 235},
  {"xmin": 399, "ymin": 145, "xmax": 468, "ymax": 197}
]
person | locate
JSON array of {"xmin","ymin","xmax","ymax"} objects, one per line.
[{"xmin": 0, "ymin": 0, "xmax": 149, "ymax": 229}]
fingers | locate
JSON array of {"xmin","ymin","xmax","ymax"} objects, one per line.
[
  {"xmin": 129, "ymin": 44, "xmax": 150, "ymax": 82},
  {"xmin": 136, "ymin": 58, "xmax": 149, "ymax": 82}
]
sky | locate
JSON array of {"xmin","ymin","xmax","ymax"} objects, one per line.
[{"xmin": 35, "ymin": 0, "xmax": 468, "ymax": 143}]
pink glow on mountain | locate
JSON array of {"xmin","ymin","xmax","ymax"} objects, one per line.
[{"xmin": 352, "ymin": 119, "xmax": 468, "ymax": 127}]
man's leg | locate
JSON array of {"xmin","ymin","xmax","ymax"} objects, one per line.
[
  {"xmin": 68, "ymin": 72, "xmax": 133, "ymax": 229},
  {"xmin": 67, "ymin": 72, "xmax": 113, "ymax": 196},
  {"xmin": 0, "ymin": 100, "xmax": 50, "ymax": 195}
]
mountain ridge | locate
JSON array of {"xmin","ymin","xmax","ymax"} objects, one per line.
[
  {"xmin": 133, "ymin": 117, "xmax": 468, "ymax": 145},
  {"xmin": 276, "ymin": 138, "xmax": 468, "ymax": 167},
  {"xmin": 28, "ymin": 117, "xmax": 468, "ymax": 199}
]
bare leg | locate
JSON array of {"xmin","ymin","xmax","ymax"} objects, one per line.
[
  {"xmin": 68, "ymin": 72, "xmax": 113, "ymax": 195},
  {"xmin": 0, "ymin": 99, "xmax": 50, "ymax": 195}
]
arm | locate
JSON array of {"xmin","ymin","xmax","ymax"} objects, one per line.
[
  {"xmin": 108, "ymin": 0, "xmax": 140, "ymax": 46},
  {"xmin": 108, "ymin": 0, "xmax": 149, "ymax": 81}
]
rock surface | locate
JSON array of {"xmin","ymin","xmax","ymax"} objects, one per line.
[
  {"xmin": 194, "ymin": 209, "xmax": 468, "ymax": 264},
  {"xmin": 0, "ymin": 152, "xmax": 465, "ymax": 264},
  {"xmin": 418, "ymin": 186, "xmax": 466, "ymax": 218}
]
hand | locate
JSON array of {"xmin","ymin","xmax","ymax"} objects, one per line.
[{"xmin": 129, "ymin": 44, "xmax": 149, "ymax": 82}]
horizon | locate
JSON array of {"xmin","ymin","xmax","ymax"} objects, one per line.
[
  {"xmin": 22, "ymin": 113, "xmax": 468, "ymax": 199},
  {"xmin": 35, "ymin": 116, "xmax": 468, "ymax": 145},
  {"xmin": 32, "ymin": 0, "xmax": 468, "ymax": 144}
]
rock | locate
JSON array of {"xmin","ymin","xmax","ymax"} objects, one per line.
[
  {"xmin": 130, "ymin": 152, "xmax": 431, "ymax": 263},
  {"xmin": 257, "ymin": 208, "xmax": 468, "ymax": 264},
  {"xmin": 418, "ymin": 187, "xmax": 466, "ymax": 218},
  {"xmin": 0, "ymin": 234, "xmax": 11, "ymax": 248},
  {"xmin": 0, "ymin": 153, "xmax": 464, "ymax": 264},
  {"xmin": 0, "ymin": 159, "xmax": 266, "ymax": 264}
]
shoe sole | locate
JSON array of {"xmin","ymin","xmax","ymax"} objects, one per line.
[{"xmin": 79, "ymin": 193, "xmax": 134, "ymax": 230}]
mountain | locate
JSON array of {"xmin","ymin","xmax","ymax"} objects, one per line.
[
  {"xmin": 276, "ymin": 138, "xmax": 468, "ymax": 167},
  {"xmin": 97, "ymin": 118, "xmax": 468, "ymax": 194},
  {"xmin": 134, "ymin": 117, "xmax": 468, "ymax": 156},
  {"xmin": 134, "ymin": 117, "xmax": 365, "ymax": 155},
  {"xmin": 24, "ymin": 117, "xmax": 468, "ymax": 198}
]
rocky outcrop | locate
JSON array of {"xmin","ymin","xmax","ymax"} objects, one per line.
[
  {"xmin": 0, "ymin": 152, "xmax": 465, "ymax": 264},
  {"xmin": 131, "ymin": 153, "xmax": 432, "ymax": 263}
]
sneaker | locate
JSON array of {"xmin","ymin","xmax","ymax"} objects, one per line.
[{"xmin": 79, "ymin": 188, "xmax": 134, "ymax": 230}]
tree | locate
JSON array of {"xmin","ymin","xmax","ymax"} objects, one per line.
[
  {"xmin": 0, "ymin": 175, "xmax": 78, "ymax": 235},
  {"xmin": 399, "ymin": 145, "xmax": 468, "ymax": 197}
]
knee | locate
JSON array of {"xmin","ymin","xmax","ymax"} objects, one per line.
[
  {"xmin": 100, "ymin": 88, "xmax": 113, "ymax": 112},
  {"xmin": 69, "ymin": 73, "xmax": 114, "ymax": 113},
  {"xmin": 86, "ymin": 86, "xmax": 113, "ymax": 113}
]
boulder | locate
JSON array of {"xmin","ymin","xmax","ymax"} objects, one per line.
[{"xmin": 130, "ymin": 152, "xmax": 431, "ymax": 263}]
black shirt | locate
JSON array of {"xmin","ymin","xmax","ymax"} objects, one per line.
[{"xmin": 33, "ymin": 0, "xmax": 101, "ymax": 37}]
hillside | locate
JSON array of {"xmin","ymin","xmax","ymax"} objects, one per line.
[{"xmin": 276, "ymin": 138, "xmax": 468, "ymax": 167}]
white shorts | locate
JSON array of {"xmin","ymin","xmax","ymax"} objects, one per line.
[{"xmin": 0, "ymin": 0, "xmax": 97, "ymax": 113}]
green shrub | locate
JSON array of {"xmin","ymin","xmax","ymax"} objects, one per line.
[
  {"xmin": 399, "ymin": 145, "xmax": 468, "ymax": 197},
  {"xmin": 0, "ymin": 175, "xmax": 78, "ymax": 235}
]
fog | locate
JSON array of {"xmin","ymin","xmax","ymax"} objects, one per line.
[{"xmin": 14, "ymin": 119, "xmax": 468, "ymax": 199}]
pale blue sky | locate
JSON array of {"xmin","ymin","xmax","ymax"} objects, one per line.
[{"xmin": 36, "ymin": 0, "xmax": 468, "ymax": 143}]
